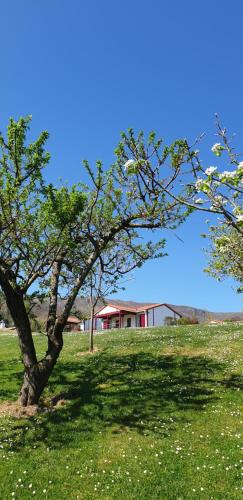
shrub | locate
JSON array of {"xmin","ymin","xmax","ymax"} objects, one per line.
[{"xmin": 177, "ymin": 317, "xmax": 199, "ymax": 325}]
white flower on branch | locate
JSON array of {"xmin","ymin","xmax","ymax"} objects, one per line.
[
  {"xmin": 124, "ymin": 159, "xmax": 135, "ymax": 170},
  {"xmin": 211, "ymin": 143, "xmax": 223, "ymax": 156},
  {"xmin": 214, "ymin": 195, "xmax": 227, "ymax": 205},
  {"xmin": 219, "ymin": 170, "xmax": 237, "ymax": 179},
  {"xmin": 205, "ymin": 166, "xmax": 217, "ymax": 176},
  {"xmin": 195, "ymin": 178, "xmax": 204, "ymax": 190}
]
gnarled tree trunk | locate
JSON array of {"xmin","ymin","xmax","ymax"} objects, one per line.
[
  {"xmin": 19, "ymin": 327, "xmax": 64, "ymax": 406},
  {"xmin": 0, "ymin": 252, "xmax": 99, "ymax": 406}
]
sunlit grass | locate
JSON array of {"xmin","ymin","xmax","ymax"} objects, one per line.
[{"xmin": 0, "ymin": 323, "xmax": 242, "ymax": 499}]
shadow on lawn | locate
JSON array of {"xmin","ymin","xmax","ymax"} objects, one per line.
[{"xmin": 1, "ymin": 351, "xmax": 233, "ymax": 451}]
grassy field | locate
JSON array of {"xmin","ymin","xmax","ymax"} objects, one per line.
[{"xmin": 0, "ymin": 323, "xmax": 242, "ymax": 499}]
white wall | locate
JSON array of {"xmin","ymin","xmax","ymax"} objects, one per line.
[
  {"xmin": 97, "ymin": 305, "xmax": 119, "ymax": 315},
  {"xmin": 122, "ymin": 314, "xmax": 136, "ymax": 328},
  {"xmin": 147, "ymin": 305, "xmax": 180, "ymax": 327}
]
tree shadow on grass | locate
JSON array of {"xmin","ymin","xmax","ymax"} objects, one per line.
[{"xmin": 1, "ymin": 351, "xmax": 232, "ymax": 452}]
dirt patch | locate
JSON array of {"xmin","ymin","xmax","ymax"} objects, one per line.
[
  {"xmin": 76, "ymin": 347, "xmax": 100, "ymax": 356},
  {"xmin": 0, "ymin": 401, "xmax": 40, "ymax": 418},
  {"xmin": 0, "ymin": 393, "xmax": 70, "ymax": 418}
]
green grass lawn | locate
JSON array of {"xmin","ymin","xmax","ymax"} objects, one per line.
[{"xmin": 0, "ymin": 323, "xmax": 242, "ymax": 499}]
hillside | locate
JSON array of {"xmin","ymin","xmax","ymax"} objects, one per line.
[
  {"xmin": 21, "ymin": 297, "xmax": 243, "ymax": 324},
  {"xmin": 1, "ymin": 297, "xmax": 242, "ymax": 326}
]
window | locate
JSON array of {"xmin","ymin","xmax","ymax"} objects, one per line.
[{"xmin": 126, "ymin": 318, "xmax": 131, "ymax": 328}]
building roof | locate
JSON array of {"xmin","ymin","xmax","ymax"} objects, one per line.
[
  {"xmin": 67, "ymin": 315, "xmax": 81, "ymax": 324},
  {"xmin": 94, "ymin": 300, "xmax": 182, "ymax": 317},
  {"xmin": 95, "ymin": 301, "xmax": 159, "ymax": 315},
  {"xmin": 108, "ymin": 299, "xmax": 160, "ymax": 311}
]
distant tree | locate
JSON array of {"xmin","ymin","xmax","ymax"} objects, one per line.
[
  {"xmin": 0, "ymin": 117, "xmax": 208, "ymax": 406},
  {"xmin": 84, "ymin": 245, "xmax": 136, "ymax": 352}
]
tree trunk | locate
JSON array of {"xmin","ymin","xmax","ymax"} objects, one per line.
[
  {"xmin": 0, "ymin": 272, "xmax": 41, "ymax": 405},
  {"xmin": 0, "ymin": 252, "xmax": 100, "ymax": 406},
  {"xmin": 19, "ymin": 325, "xmax": 64, "ymax": 406},
  {"xmin": 19, "ymin": 365, "xmax": 43, "ymax": 406}
]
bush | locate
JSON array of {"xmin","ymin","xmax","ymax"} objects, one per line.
[
  {"xmin": 164, "ymin": 316, "xmax": 177, "ymax": 326},
  {"xmin": 177, "ymin": 317, "xmax": 199, "ymax": 325}
]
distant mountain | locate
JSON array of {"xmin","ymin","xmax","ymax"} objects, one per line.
[
  {"xmin": 33, "ymin": 298, "xmax": 243, "ymax": 324},
  {"xmin": 168, "ymin": 304, "xmax": 243, "ymax": 323},
  {"xmin": 1, "ymin": 297, "xmax": 242, "ymax": 325}
]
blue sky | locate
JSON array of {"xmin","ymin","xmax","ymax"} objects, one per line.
[{"xmin": 0, "ymin": 0, "xmax": 242, "ymax": 311}]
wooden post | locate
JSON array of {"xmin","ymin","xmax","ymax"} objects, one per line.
[
  {"xmin": 145, "ymin": 311, "xmax": 148, "ymax": 327},
  {"xmin": 90, "ymin": 305, "xmax": 94, "ymax": 352}
]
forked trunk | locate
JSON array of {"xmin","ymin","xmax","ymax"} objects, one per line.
[{"xmin": 19, "ymin": 329, "xmax": 64, "ymax": 406}]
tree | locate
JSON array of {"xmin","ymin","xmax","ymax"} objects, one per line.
[
  {"xmin": 189, "ymin": 116, "xmax": 243, "ymax": 290},
  {"xmin": 84, "ymin": 244, "xmax": 138, "ymax": 353},
  {"xmin": 204, "ymin": 225, "xmax": 243, "ymax": 292},
  {"xmin": 0, "ymin": 117, "xmax": 203, "ymax": 406}
]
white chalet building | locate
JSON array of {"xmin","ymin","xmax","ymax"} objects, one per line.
[{"xmin": 83, "ymin": 300, "xmax": 182, "ymax": 331}]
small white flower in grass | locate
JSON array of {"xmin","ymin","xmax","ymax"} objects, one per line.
[
  {"xmin": 29, "ymin": 484, "xmax": 32, "ymax": 489},
  {"xmin": 32, "ymin": 492, "xmax": 36, "ymax": 496},
  {"xmin": 43, "ymin": 489, "xmax": 47, "ymax": 493},
  {"xmin": 205, "ymin": 166, "xmax": 217, "ymax": 176},
  {"xmin": 124, "ymin": 159, "xmax": 135, "ymax": 170}
]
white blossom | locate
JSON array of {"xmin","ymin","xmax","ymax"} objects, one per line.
[
  {"xmin": 211, "ymin": 143, "xmax": 222, "ymax": 153},
  {"xmin": 194, "ymin": 198, "xmax": 204, "ymax": 204},
  {"xmin": 205, "ymin": 166, "xmax": 217, "ymax": 176},
  {"xmin": 237, "ymin": 161, "xmax": 243, "ymax": 170},
  {"xmin": 124, "ymin": 159, "xmax": 135, "ymax": 170},
  {"xmin": 214, "ymin": 195, "xmax": 227, "ymax": 206},
  {"xmin": 219, "ymin": 170, "xmax": 237, "ymax": 179},
  {"xmin": 195, "ymin": 178, "xmax": 204, "ymax": 190},
  {"xmin": 236, "ymin": 214, "xmax": 243, "ymax": 222}
]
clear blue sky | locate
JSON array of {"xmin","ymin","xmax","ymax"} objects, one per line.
[{"xmin": 0, "ymin": 0, "xmax": 242, "ymax": 312}]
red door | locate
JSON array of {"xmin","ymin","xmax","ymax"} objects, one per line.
[{"xmin": 139, "ymin": 314, "xmax": 145, "ymax": 327}]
